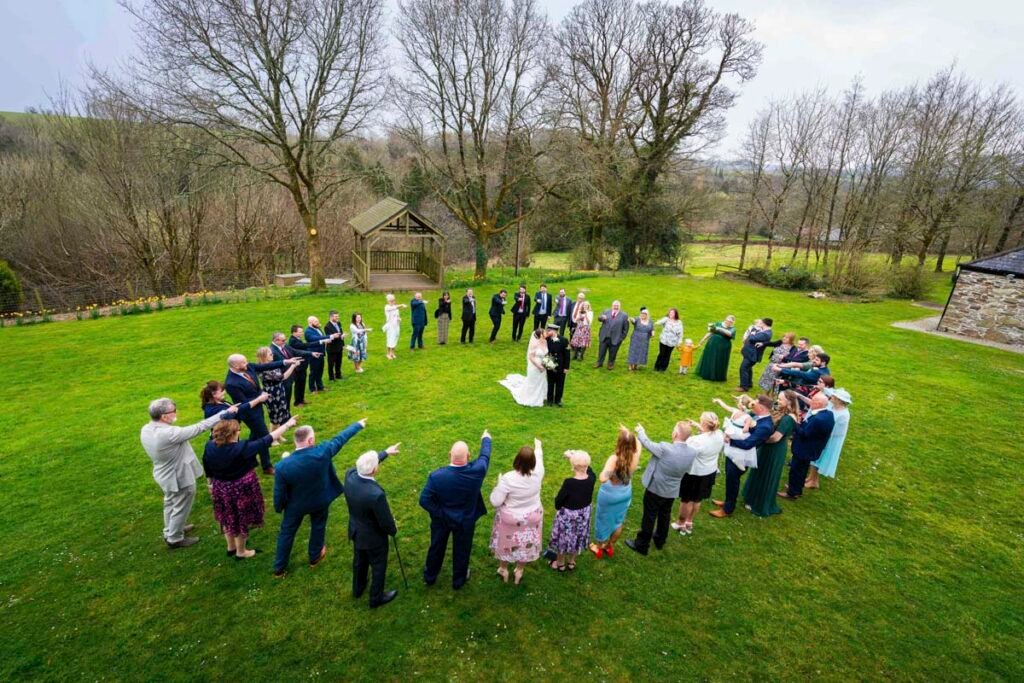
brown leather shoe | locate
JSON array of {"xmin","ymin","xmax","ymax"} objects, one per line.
[
  {"xmin": 711, "ymin": 500, "xmax": 725, "ymax": 508},
  {"xmin": 309, "ymin": 546, "xmax": 328, "ymax": 568},
  {"xmin": 709, "ymin": 509, "xmax": 731, "ymax": 518},
  {"xmin": 262, "ymin": 466, "xmax": 276, "ymax": 476}
]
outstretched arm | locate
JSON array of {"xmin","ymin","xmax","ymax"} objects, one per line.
[
  {"xmin": 322, "ymin": 419, "xmax": 367, "ymax": 459},
  {"xmin": 634, "ymin": 426, "xmax": 666, "ymax": 459}
]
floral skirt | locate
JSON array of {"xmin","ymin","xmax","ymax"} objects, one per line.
[
  {"xmin": 570, "ymin": 323, "xmax": 591, "ymax": 349},
  {"xmin": 210, "ymin": 471, "xmax": 265, "ymax": 537},
  {"xmin": 548, "ymin": 505, "xmax": 592, "ymax": 554},
  {"xmin": 490, "ymin": 506, "xmax": 543, "ymax": 563}
]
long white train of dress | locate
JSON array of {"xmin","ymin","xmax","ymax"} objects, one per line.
[{"xmin": 499, "ymin": 346, "xmax": 548, "ymax": 407}]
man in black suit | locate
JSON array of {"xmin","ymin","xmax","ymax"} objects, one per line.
[
  {"xmin": 271, "ymin": 331, "xmax": 306, "ymax": 409},
  {"xmin": 460, "ymin": 288, "xmax": 477, "ymax": 344},
  {"xmin": 533, "ymin": 283, "xmax": 552, "ymax": 331},
  {"xmin": 224, "ymin": 352, "xmax": 301, "ymax": 474},
  {"xmin": 488, "ymin": 289, "xmax": 507, "ymax": 344},
  {"xmin": 544, "ymin": 323, "xmax": 571, "ymax": 407},
  {"xmin": 286, "ymin": 325, "xmax": 320, "ymax": 406},
  {"xmin": 780, "ymin": 392, "xmax": 836, "ymax": 500},
  {"xmin": 343, "ymin": 443, "xmax": 402, "ymax": 608},
  {"xmin": 737, "ymin": 317, "xmax": 773, "ymax": 392},
  {"xmin": 510, "ymin": 284, "xmax": 530, "ymax": 341},
  {"xmin": 325, "ymin": 310, "xmax": 346, "ymax": 382},
  {"xmin": 552, "ymin": 288, "xmax": 573, "ymax": 337}
]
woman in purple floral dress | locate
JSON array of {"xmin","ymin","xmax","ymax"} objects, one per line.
[{"xmin": 547, "ymin": 450, "xmax": 596, "ymax": 571}]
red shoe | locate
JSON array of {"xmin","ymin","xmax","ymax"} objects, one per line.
[
  {"xmin": 605, "ymin": 545, "xmax": 615, "ymax": 558},
  {"xmin": 589, "ymin": 543, "xmax": 603, "ymax": 559}
]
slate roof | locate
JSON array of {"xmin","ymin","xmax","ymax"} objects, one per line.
[{"xmin": 961, "ymin": 246, "xmax": 1024, "ymax": 276}]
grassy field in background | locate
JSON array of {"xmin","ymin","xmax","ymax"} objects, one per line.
[{"xmin": 1, "ymin": 273, "xmax": 1021, "ymax": 681}]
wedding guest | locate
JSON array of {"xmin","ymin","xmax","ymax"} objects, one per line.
[
  {"xmin": 671, "ymin": 412, "xmax": 724, "ymax": 535},
  {"xmin": 489, "ymin": 289, "xmax": 507, "ymax": 343},
  {"xmin": 254, "ymin": 346, "xmax": 300, "ymax": 437},
  {"xmin": 409, "ymin": 292, "xmax": 428, "ymax": 350},
  {"xmin": 510, "ymin": 284, "xmax": 530, "ymax": 341},
  {"xmin": 200, "ymin": 381, "xmax": 266, "ymax": 422},
  {"xmin": 204, "ymin": 417, "xmax": 296, "ymax": 559},
  {"xmin": 348, "ymin": 313, "xmax": 370, "ymax": 373},
  {"xmin": 383, "ymin": 294, "xmax": 406, "ymax": 360},
  {"xmin": 343, "ymin": 443, "xmax": 402, "ymax": 608},
  {"xmin": 626, "ymin": 307, "xmax": 655, "ymax": 371},
  {"xmin": 544, "ymin": 323, "xmax": 571, "ymax": 407},
  {"xmin": 779, "ymin": 392, "xmax": 835, "ymax": 500},
  {"xmin": 325, "ymin": 310, "xmax": 346, "ymax": 382},
  {"xmin": 420, "ymin": 431, "xmax": 492, "ymax": 589},
  {"xmin": 737, "ymin": 317, "xmax": 773, "ymax": 392},
  {"xmin": 778, "ymin": 352, "xmax": 831, "ymax": 393},
  {"xmin": 305, "ymin": 316, "xmax": 337, "ymax": 393},
  {"xmin": 741, "ymin": 390, "xmax": 799, "ymax": 517},
  {"xmin": 552, "ymin": 288, "xmax": 572, "ymax": 336},
  {"xmin": 568, "ymin": 292, "xmax": 586, "ymax": 337},
  {"xmin": 595, "ymin": 300, "xmax": 630, "ymax": 370},
  {"xmin": 286, "ymin": 326, "xmax": 320, "ymax": 407},
  {"xmin": 489, "ymin": 438, "xmax": 546, "ymax": 585},
  {"xmin": 678, "ymin": 339, "xmax": 695, "ymax": 374},
  {"xmin": 653, "ymin": 308, "xmax": 683, "ymax": 372},
  {"xmin": 589, "ymin": 427, "xmax": 641, "ymax": 558},
  {"xmin": 547, "ymin": 450, "xmax": 596, "ymax": 572},
  {"xmin": 757, "ymin": 332, "xmax": 795, "ymax": 392},
  {"xmin": 805, "ymin": 388, "xmax": 852, "ymax": 490},
  {"xmin": 270, "ymin": 331, "xmax": 304, "ymax": 408},
  {"xmin": 225, "ymin": 353, "xmax": 300, "ymax": 475},
  {"xmin": 533, "ymin": 283, "xmax": 552, "ymax": 331},
  {"xmin": 434, "ymin": 291, "xmax": 453, "ymax": 345},
  {"xmin": 625, "ymin": 422, "xmax": 696, "ymax": 555},
  {"xmin": 461, "ymin": 288, "xmax": 477, "ymax": 344},
  {"xmin": 695, "ymin": 315, "xmax": 736, "ymax": 382},
  {"xmin": 272, "ymin": 418, "xmax": 368, "ymax": 577},
  {"xmin": 569, "ymin": 300, "xmax": 594, "ymax": 360},
  {"xmin": 710, "ymin": 394, "xmax": 774, "ymax": 519},
  {"xmin": 140, "ymin": 398, "xmax": 236, "ymax": 549}
]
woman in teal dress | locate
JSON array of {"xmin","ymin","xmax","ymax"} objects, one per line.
[
  {"xmin": 743, "ymin": 390, "xmax": 800, "ymax": 517},
  {"xmin": 695, "ymin": 315, "xmax": 736, "ymax": 382},
  {"xmin": 589, "ymin": 428, "xmax": 640, "ymax": 559},
  {"xmin": 806, "ymin": 388, "xmax": 852, "ymax": 489}
]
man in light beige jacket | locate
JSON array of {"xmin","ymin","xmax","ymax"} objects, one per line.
[{"xmin": 140, "ymin": 397, "xmax": 237, "ymax": 548}]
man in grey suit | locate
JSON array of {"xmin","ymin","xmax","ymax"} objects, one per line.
[
  {"xmin": 625, "ymin": 421, "xmax": 696, "ymax": 555},
  {"xmin": 594, "ymin": 300, "xmax": 630, "ymax": 370},
  {"xmin": 140, "ymin": 397, "xmax": 237, "ymax": 548}
]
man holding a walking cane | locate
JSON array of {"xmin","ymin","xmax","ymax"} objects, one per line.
[{"xmin": 343, "ymin": 443, "xmax": 402, "ymax": 608}]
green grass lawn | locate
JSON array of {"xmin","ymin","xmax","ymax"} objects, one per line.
[{"xmin": 1, "ymin": 274, "xmax": 1021, "ymax": 681}]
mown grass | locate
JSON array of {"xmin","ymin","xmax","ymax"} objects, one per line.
[{"xmin": 0, "ymin": 273, "xmax": 1020, "ymax": 681}]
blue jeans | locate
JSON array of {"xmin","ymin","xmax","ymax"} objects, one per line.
[
  {"xmin": 273, "ymin": 507, "xmax": 329, "ymax": 572},
  {"xmin": 410, "ymin": 324, "xmax": 425, "ymax": 349},
  {"xmin": 723, "ymin": 459, "xmax": 747, "ymax": 514}
]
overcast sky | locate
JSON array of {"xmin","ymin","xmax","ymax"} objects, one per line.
[{"xmin": 2, "ymin": 0, "xmax": 1021, "ymax": 154}]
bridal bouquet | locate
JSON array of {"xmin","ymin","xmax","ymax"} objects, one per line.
[{"xmin": 542, "ymin": 354, "xmax": 559, "ymax": 371}]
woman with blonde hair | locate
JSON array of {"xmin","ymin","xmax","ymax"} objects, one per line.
[
  {"xmin": 569, "ymin": 300, "xmax": 594, "ymax": 360},
  {"xmin": 547, "ymin": 450, "xmax": 596, "ymax": 572},
  {"xmin": 489, "ymin": 438, "xmax": 546, "ymax": 585},
  {"xmin": 254, "ymin": 346, "xmax": 299, "ymax": 439},
  {"xmin": 382, "ymin": 294, "xmax": 406, "ymax": 360},
  {"xmin": 742, "ymin": 390, "xmax": 800, "ymax": 517},
  {"xmin": 672, "ymin": 411, "xmax": 725, "ymax": 535},
  {"xmin": 589, "ymin": 427, "xmax": 641, "ymax": 559}
]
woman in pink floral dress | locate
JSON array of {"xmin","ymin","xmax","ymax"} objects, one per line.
[{"xmin": 489, "ymin": 438, "xmax": 545, "ymax": 585}]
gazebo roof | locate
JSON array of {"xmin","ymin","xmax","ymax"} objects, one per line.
[
  {"xmin": 961, "ymin": 246, "xmax": 1024, "ymax": 277},
  {"xmin": 348, "ymin": 197, "xmax": 444, "ymax": 240}
]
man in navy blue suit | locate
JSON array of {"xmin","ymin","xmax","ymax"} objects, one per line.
[
  {"xmin": 224, "ymin": 353, "xmax": 301, "ymax": 474},
  {"xmin": 710, "ymin": 395, "xmax": 776, "ymax": 519},
  {"xmin": 343, "ymin": 443, "xmax": 402, "ymax": 608},
  {"xmin": 272, "ymin": 418, "xmax": 368, "ymax": 577},
  {"xmin": 305, "ymin": 316, "xmax": 338, "ymax": 394},
  {"xmin": 419, "ymin": 430, "xmax": 492, "ymax": 590},
  {"xmin": 737, "ymin": 317, "xmax": 773, "ymax": 392},
  {"xmin": 409, "ymin": 292, "xmax": 428, "ymax": 350},
  {"xmin": 533, "ymin": 283, "xmax": 552, "ymax": 331},
  {"xmin": 780, "ymin": 392, "xmax": 836, "ymax": 500}
]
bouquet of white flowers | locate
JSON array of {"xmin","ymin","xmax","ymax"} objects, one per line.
[{"xmin": 542, "ymin": 354, "xmax": 559, "ymax": 371}]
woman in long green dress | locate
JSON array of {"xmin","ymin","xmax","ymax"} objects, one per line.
[
  {"xmin": 695, "ymin": 315, "xmax": 736, "ymax": 381},
  {"xmin": 743, "ymin": 390, "xmax": 800, "ymax": 517}
]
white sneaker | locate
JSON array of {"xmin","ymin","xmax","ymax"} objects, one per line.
[{"xmin": 670, "ymin": 522, "xmax": 683, "ymax": 531}]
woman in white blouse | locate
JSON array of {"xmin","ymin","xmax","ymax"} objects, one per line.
[
  {"xmin": 382, "ymin": 294, "xmax": 406, "ymax": 360},
  {"xmin": 489, "ymin": 438, "xmax": 545, "ymax": 585},
  {"xmin": 672, "ymin": 411, "xmax": 724, "ymax": 535},
  {"xmin": 653, "ymin": 308, "xmax": 684, "ymax": 372}
]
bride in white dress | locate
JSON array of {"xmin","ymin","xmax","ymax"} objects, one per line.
[{"xmin": 499, "ymin": 329, "xmax": 549, "ymax": 407}]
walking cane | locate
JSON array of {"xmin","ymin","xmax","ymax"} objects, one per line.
[{"xmin": 392, "ymin": 535, "xmax": 409, "ymax": 590}]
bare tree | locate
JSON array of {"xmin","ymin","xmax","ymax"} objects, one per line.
[
  {"xmin": 118, "ymin": 0, "xmax": 387, "ymax": 290},
  {"xmin": 736, "ymin": 107, "xmax": 771, "ymax": 269}
]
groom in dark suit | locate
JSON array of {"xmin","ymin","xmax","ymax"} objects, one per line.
[
  {"xmin": 737, "ymin": 317, "xmax": 773, "ymax": 392},
  {"xmin": 544, "ymin": 323, "xmax": 571, "ymax": 407},
  {"xmin": 780, "ymin": 392, "xmax": 835, "ymax": 500}
]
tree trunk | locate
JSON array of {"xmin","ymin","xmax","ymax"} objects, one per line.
[
  {"xmin": 934, "ymin": 231, "xmax": 952, "ymax": 272},
  {"xmin": 301, "ymin": 208, "xmax": 326, "ymax": 291},
  {"xmin": 474, "ymin": 231, "xmax": 489, "ymax": 279},
  {"xmin": 739, "ymin": 203, "xmax": 754, "ymax": 270},
  {"xmin": 994, "ymin": 193, "xmax": 1023, "ymax": 253}
]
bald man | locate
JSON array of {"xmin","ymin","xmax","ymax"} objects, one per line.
[
  {"xmin": 780, "ymin": 392, "xmax": 835, "ymax": 500},
  {"xmin": 419, "ymin": 431, "xmax": 492, "ymax": 589}
]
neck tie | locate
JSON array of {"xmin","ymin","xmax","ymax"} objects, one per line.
[{"xmin": 242, "ymin": 372, "xmax": 255, "ymax": 385}]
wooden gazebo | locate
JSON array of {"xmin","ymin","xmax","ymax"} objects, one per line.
[{"xmin": 349, "ymin": 198, "xmax": 446, "ymax": 291}]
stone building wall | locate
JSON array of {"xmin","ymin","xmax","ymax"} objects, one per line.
[{"xmin": 939, "ymin": 270, "xmax": 1024, "ymax": 346}]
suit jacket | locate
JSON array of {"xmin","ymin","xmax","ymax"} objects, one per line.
[
  {"xmin": 224, "ymin": 362, "xmax": 285, "ymax": 406},
  {"xmin": 791, "ymin": 409, "xmax": 836, "ymax": 462},
  {"xmin": 305, "ymin": 325, "xmax": 330, "ymax": 351},
  {"xmin": 553, "ymin": 295, "xmax": 572, "ymax": 320},
  {"xmin": 636, "ymin": 427, "xmax": 696, "ymax": 498},
  {"xmin": 741, "ymin": 328, "xmax": 774, "ymax": 362},
  {"xmin": 272, "ymin": 342, "xmax": 306, "ymax": 363},
  {"xmin": 489, "ymin": 293, "xmax": 506, "ymax": 319},
  {"xmin": 546, "ymin": 334, "xmax": 571, "ymax": 371},
  {"xmin": 344, "ymin": 453, "xmax": 397, "ymax": 549},
  {"xmin": 419, "ymin": 436, "xmax": 492, "ymax": 529},
  {"xmin": 324, "ymin": 320, "xmax": 345, "ymax": 352},
  {"xmin": 781, "ymin": 365, "xmax": 830, "ymax": 386},
  {"xmin": 783, "ymin": 347, "xmax": 809, "ymax": 364},
  {"xmin": 511, "ymin": 291, "xmax": 530, "ymax": 317},
  {"xmin": 140, "ymin": 412, "xmax": 223, "ymax": 493},
  {"xmin": 273, "ymin": 422, "xmax": 364, "ymax": 515},
  {"xmin": 533, "ymin": 291, "xmax": 552, "ymax": 316},
  {"xmin": 410, "ymin": 299, "xmax": 428, "ymax": 326},
  {"xmin": 727, "ymin": 414, "xmax": 775, "ymax": 450},
  {"xmin": 461, "ymin": 296, "xmax": 477, "ymax": 322},
  {"xmin": 287, "ymin": 335, "xmax": 317, "ymax": 367},
  {"xmin": 598, "ymin": 309, "xmax": 630, "ymax": 345}
]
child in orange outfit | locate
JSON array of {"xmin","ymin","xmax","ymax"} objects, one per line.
[{"xmin": 678, "ymin": 339, "xmax": 694, "ymax": 375}]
